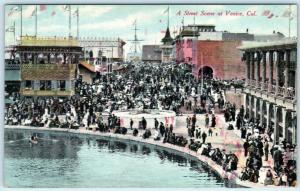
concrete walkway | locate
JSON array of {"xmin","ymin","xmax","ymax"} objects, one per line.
[{"xmin": 173, "ymin": 113, "xmax": 276, "ymax": 185}]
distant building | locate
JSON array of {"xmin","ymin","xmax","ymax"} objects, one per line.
[
  {"xmin": 254, "ymin": 31, "xmax": 285, "ymax": 42},
  {"xmin": 193, "ymin": 40, "xmax": 244, "ymax": 80},
  {"xmin": 174, "ymin": 24, "xmax": 288, "ymax": 80},
  {"xmin": 222, "ymin": 32, "xmax": 254, "ymax": 41},
  {"xmin": 238, "ymin": 39, "xmax": 297, "ymax": 144},
  {"xmin": 174, "ymin": 24, "xmax": 254, "ymax": 66},
  {"xmin": 78, "ymin": 37, "xmax": 125, "ymax": 64},
  {"xmin": 142, "ymin": 45, "xmax": 162, "ymax": 63}
]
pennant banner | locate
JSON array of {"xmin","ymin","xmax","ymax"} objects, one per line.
[{"xmin": 40, "ymin": 5, "xmax": 46, "ymax": 12}]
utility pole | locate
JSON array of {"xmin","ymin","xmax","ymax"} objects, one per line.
[
  {"xmin": 20, "ymin": 5, "xmax": 22, "ymax": 38},
  {"xmin": 77, "ymin": 7, "xmax": 79, "ymax": 39},
  {"xmin": 288, "ymin": 4, "xmax": 291, "ymax": 38},
  {"xmin": 13, "ymin": 21, "xmax": 16, "ymax": 45}
]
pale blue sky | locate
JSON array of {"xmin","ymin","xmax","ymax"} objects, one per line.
[{"xmin": 5, "ymin": 4, "xmax": 298, "ymax": 54}]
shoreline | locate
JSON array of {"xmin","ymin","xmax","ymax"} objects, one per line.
[{"xmin": 4, "ymin": 125, "xmax": 280, "ymax": 188}]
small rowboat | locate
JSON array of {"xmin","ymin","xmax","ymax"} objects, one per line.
[{"xmin": 29, "ymin": 139, "xmax": 38, "ymax": 144}]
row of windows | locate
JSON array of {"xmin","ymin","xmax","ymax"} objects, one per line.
[{"xmin": 25, "ymin": 80, "xmax": 66, "ymax": 91}]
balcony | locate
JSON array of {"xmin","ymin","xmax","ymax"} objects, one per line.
[
  {"xmin": 20, "ymin": 89, "xmax": 74, "ymax": 97},
  {"xmin": 21, "ymin": 64, "xmax": 76, "ymax": 80},
  {"xmin": 246, "ymin": 80, "xmax": 296, "ymax": 100}
]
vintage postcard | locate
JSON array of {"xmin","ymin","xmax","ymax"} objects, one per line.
[{"xmin": 4, "ymin": 4, "xmax": 297, "ymax": 188}]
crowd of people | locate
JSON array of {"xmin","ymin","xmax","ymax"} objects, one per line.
[{"xmin": 4, "ymin": 62, "xmax": 296, "ymax": 187}]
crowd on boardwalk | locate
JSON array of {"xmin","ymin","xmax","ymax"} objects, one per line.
[{"xmin": 5, "ymin": 62, "xmax": 297, "ymax": 187}]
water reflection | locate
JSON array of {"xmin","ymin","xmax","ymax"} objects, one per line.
[{"xmin": 5, "ymin": 129, "xmax": 228, "ymax": 188}]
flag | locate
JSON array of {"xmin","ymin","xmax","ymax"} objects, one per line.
[
  {"xmin": 8, "ymin": 11, "xmax": 14, "ymax": 17},
  {"xmin": 5, "ymin": 26, "xmax": 15, "ymax": 32},
  {"xmin": 63, "ymin": 5, "xmax": 70, "ymax": 11},
  {"xmin": 261, "ymin": 10, "xmax": 271, "ymax": 16},
  {"xmin": 31, "ymin": 9, "xmax": 36, "ymax": 17},
  {"xmin": 282, "ymin": 6, "xmax": 294, "ymax": 20},
  {"xmin": 132, "ymin": 19, "xmax": 136, "ymax": 26},
  {"xmin": 51, "ymin": 10, "xmax": 56, "ymax": 16},
  {"xmin": 73, "ymin": 9, "xmax": 78, "ymax": 17},
  {"xmin": 163, "ymin": 7, "xmax": 169, "ymax": 14},
  {"xmin": 11, "ymin": 6, "xmax": 19, "ymax": 11},
  {"xmin": 40, "ymin": 5, "xmax": 46, "ymax": 11},
  {"xmin": 267, "ymin": 13, "xmax": 274, "ymax": 19},
  {"xmin": 7, "ymin": 6, "xmax": 20, "ymax": 17},
  {"xmin": 282, "ymin": 8, "xmax": 291, "ymax": 17}
]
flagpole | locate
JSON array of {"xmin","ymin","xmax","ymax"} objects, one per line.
[
  {"xmin": 69, "ymin": 5, "xmax": 71, "ymax": 38},
  {"xmin": 167, "ymin": 6, "xmax": 170, "ymax": 28},
  {"xmin": 35, "ymin": 5, "xmax": 37, "ymax": 37},
  {"xmin": 13, "ymin": 21, "xmax": 16, "ymax": 45},
  {"xmin": 77, "ymin": 7, "xmax": 79, "ymax": 39},
  {"xmin": 20, "ymin": 5, "xmax": 22, "ymax": 38},
  {"xmin": 288, "ymin": 4, "xmax": 291, "ymax": 38}
]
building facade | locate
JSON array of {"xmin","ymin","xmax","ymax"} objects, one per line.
[
  {"xmin": 16, "ymin": 36, "xmax": 83, "ymax": 97},
  {"xmin": 173, "ymin": 25, "xmax": 248, "ymax": 79},
  {"xmin": 142, "ymin": 45, "xmax": 162, "ymax": 63},
  {"xmin": 78, "ymin": 37, "xmax": 125, "ymax": 63},
  {"xmin": 193, "ymin": 40, "xmax": 245, "ymax": 80},
  {"xmin": 238, "ymin": 39, "xmax": 297, "ymax": 144}
]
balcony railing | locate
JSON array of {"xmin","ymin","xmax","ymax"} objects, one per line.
[
  {"xmin": 247, "ymin": 79, "xmax": 256, "ymax": 87},
  {"xmin": 20, "ymin": 89, "xmax": 74, "ymax": 96},
  {"xmin": 260, "ymin": 82, "xmax": 268, "ymax": 91},
  {"xmin": 246, "ymin": 80, "xmax": 296, "ymax": 101}
]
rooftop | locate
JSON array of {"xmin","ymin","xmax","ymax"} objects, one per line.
[
  {"xmin": 186, "ymin": 24, "xmax": 215, "ymax": 27},
  {"xmin": 238, "ymin": 38, "xmax": 297, "ymax": 50},
  {"xmin": 18, "ymin": 36, "xmax": 80, "ymax": 47},
  {"xmin": 161, "ymin": 27, "xmax": 173, "ymax": 45}
]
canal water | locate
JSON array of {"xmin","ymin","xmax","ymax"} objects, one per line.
[{"xmin": 4, "ymin": 128, "xmax": 226, "ymax": 188}]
